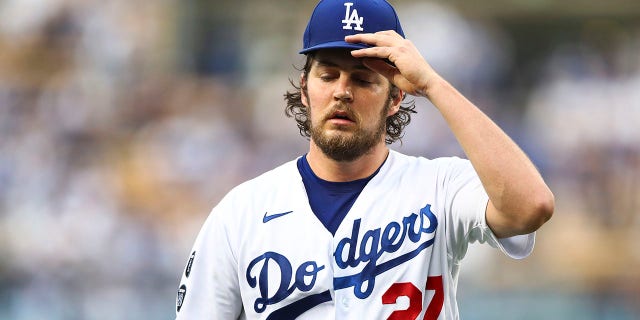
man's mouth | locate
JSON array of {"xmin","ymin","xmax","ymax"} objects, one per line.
[{"xmin": 327, "ymin": 109, "xmax": 356, "ymax": 124}]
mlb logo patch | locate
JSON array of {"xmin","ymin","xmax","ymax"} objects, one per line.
[{"xmin": 176, "ymin": 284, "xmax": 187, "ymax": 312}]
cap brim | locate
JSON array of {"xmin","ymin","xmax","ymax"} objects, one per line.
[{"xmin": 299, "ymin": 41, "xmax": 370, "ymax": 54}]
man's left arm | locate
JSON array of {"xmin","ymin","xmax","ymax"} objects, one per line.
[
  {"xmin": 426, "ymin": 78, "xmax": 554, "ymax": 238},
  {"xmin": 346, "ymin": 31, "xmax": 555, "ymax": 238}
]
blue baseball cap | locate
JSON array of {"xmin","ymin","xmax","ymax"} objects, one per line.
[{"xmin": 300, "ymin": 0, "xmax": 405, "ymax": 54}]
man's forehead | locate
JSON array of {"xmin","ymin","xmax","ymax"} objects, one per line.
[{"xmin": 311, "ymin": 49, "xmax": 369, "ymax": 71}]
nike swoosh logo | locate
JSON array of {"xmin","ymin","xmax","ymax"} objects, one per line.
[{"xmin": 263, "ymin": 211, "xmax": 293, "ymax": 223}]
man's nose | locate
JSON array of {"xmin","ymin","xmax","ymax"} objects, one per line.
[{"xmin": 333, "ymin": 77, "xmax": 353, "ymax": 102}]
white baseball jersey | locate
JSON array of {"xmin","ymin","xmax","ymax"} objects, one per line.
[{"xmin": 175, "ymin": 150, "xmax": 535, "ymax": 319}]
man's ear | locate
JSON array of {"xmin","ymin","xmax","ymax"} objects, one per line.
[
  {"xmin": 300, "ymin": 73, "xmax": 308, "ymax": 107},
  {"xmin": 387, "ymin": 88, "xmax": 403, "ymax": 116}
]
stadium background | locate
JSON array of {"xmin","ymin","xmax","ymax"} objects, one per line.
[{"xmin": 0, "ymin": 0, "xmax": 639, "ymax": 319}]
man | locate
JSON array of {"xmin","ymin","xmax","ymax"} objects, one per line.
[{"xmin": 175, "ymin": 0, "xmax": 554, "ymax": 319}]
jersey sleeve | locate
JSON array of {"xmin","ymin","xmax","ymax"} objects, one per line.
[
  {"xmin": 175, "ymin": 195, "xmax": 243, "ymax": 319},
  {"xmin": 442, "ymin": 157, "xmax": 535, "ymax": 262}
]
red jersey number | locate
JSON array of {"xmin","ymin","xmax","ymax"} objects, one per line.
[{"xmin": 381, "ymin": 276, "xmax": 444, "ymax": 320}]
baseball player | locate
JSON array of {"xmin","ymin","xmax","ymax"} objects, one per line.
[{"xmin": 175, "ymin": 0, "xmax": 554, "ymax": 319}]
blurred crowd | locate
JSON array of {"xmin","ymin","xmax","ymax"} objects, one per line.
[{"xmin": 0, "ymin": 0, "xmax": 638, "ymax": 319}]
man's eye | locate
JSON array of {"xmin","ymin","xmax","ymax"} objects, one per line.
[{"xmin": 320, "ymin": 75, "xmax": 336, "ymax": 81}]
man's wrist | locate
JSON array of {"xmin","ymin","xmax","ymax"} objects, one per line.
[{"xmin": 421, "ymin": 74, "xmax": 447, "ymax": 100}]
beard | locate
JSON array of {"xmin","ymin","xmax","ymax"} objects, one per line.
[{"xmin": 309, "ymin": 101, "xmax": 390, "ymax": 162}]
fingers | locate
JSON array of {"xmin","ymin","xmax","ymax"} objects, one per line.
[
  {"xmin": 346, "ymin": 31, "xmax": 430, "ymax": 96},
  {"xmin": 346, "ymin": 30, "xmax": 410, "ymax": 62},
  {"xmin": 350, "ymin": 46, "xmax": 392, "ymax": 60},
  {"xmin": 344, "ymin": 30, "xmax": 402, "ymax": 47}
]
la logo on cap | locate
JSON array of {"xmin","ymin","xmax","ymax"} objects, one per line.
[
  {"xmin": 341, "ymin": 2, "xmax": 363, "ymax": 31},
  {"xmin": 299, "ymin": 0, "xmax": 404, "ymax": 54}
]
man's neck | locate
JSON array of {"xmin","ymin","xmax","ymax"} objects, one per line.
[{"xmin": 306, "ymin": 141, "xmax": 389, "ymax": 182}]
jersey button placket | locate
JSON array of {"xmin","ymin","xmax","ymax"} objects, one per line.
[{"xmin": 341, "ymin": 296, "xmax": 350, "ymax": 309}]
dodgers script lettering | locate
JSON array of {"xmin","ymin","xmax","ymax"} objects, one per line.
[
  {"xmin": 246, "ymin": 252, "xmax": 325, "ymax": 313},
  {"xmin": 333, "ymin": 204, "xmax": 438, "ymax": 298},
  {"xmin": 244, "ymin": 204, "xmax": 438, "ymax": 315}
]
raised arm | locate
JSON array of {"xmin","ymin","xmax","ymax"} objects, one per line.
[{"xmin": 346, "ymin": 31, "xmax": 554, "ymax": 238}]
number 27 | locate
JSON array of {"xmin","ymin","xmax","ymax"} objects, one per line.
[{"xmin": 382, "ymin": 276, "xmax": 444, "ymax": 320}]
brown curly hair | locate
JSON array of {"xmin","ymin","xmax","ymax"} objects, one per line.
[{"xmin": 284, "ymin": 53, "xmax": 416, "ymax": 145}]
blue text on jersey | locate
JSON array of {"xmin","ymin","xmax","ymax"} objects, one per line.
[
  {"xmin": 244, "ymin": 204, "xmax": 438, "ymax": 316},
  {"xmin": 246, "ymin": 252, "xmax": 325, "ymax": 313},
  {"xmin": 333, "ymin": 204, "xmax": 438, "ymax": 298}
]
